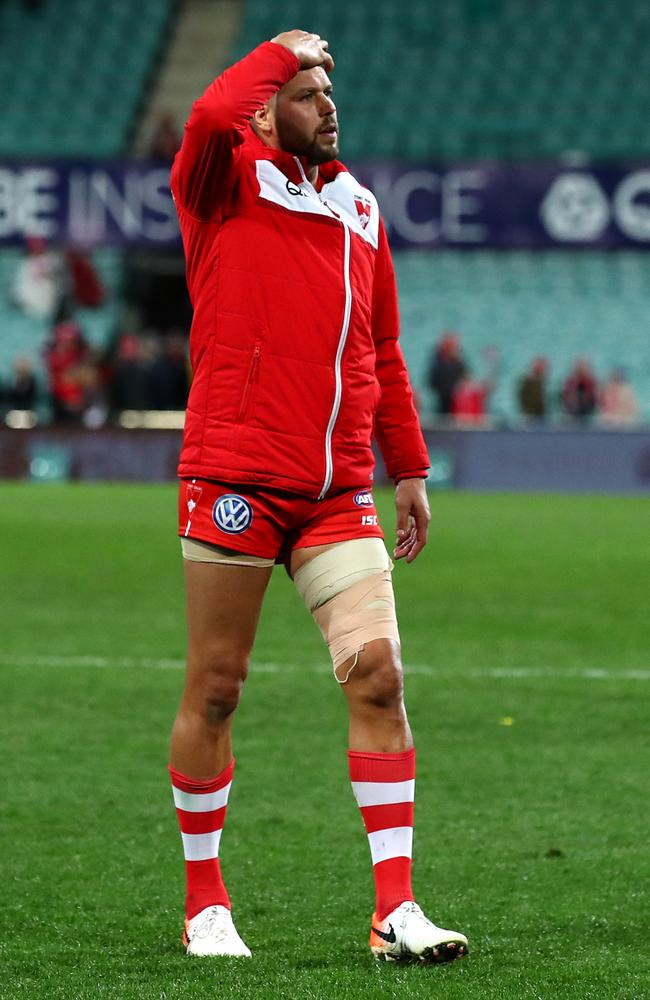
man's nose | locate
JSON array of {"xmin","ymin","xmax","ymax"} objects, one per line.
[{"xmin": 319, "ymin": 95, "xmax": 336, "ymax": 115}]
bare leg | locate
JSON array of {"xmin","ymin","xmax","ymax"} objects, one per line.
[
  {"xmin": 170, "ymin": 560, "xmax": 273, "ymax": 779},
  {"xmin": 337, "ymin": 638, "xmax": 413, "ymax": 752},
  {"xmin": 289, "ymin": 545, "xmax": 412, "ymax": 753}
]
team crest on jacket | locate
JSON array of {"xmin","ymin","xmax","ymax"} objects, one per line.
[
  {"xmin": 354, "ymin": 195, "xmax": 372, "ymax": 229},
  {"xmin": 212, "ymin": 494, "xmax": 253, "ymax": 534},
  {"xmin": 353, "ymin": 490, "xmax": 374, "ymax": 507}
]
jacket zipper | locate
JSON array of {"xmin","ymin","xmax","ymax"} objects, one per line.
[
  {"xmin": 293, "ymin": 158, "xmax": 352, "ymax": 499},
  {"xmin": 237, "ymin": 342, "xmax": 261, "ymax": 421}
]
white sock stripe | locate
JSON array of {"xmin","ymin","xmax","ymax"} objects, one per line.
[
  {"xmin": 367, "ymin": 826, "xmax": 413, "ymax": 865},
  {"xmin": 351, "ymin": 779, "xmax": 415, "ymax": 807},
  {"xmin": 172, "ymin": 782, "xmax": 232, "ymax": 813},
  {"xmin": 180, "ymin": 829, "xmax": 223, "ymax": 862}
]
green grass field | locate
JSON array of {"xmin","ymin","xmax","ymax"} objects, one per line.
[{"xmin": 1, "ymin": 483, "xmax": 648, "ymax": 1000}]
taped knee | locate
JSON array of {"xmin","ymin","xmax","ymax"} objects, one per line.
[{"xmin": 293, "ymin": 539, "xmax": 400, "ymax": 683}]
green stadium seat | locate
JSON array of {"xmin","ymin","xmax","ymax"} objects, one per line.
[
  {"xmin": 0, "ymin": 0, "xmax": 174, "ymax": 159},
  {"xmin": 392, "ymin": 250, "xmax": 650, "ymax": 422},
  {"xmin": 230, "ymin": 0, "xmax": 650, "ymax": 161}
]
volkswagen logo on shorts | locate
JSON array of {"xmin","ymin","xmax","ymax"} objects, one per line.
[
  {"xmin": 353, "ymin": 491, "xmax": 374, "ymax": 507},
  {"xmin": 212, "ymin": 494, "xmax": 253, "ymax": 534}
]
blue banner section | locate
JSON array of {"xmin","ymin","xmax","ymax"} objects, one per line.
[
  {"xmin": 3, "ymin": 159, "xmax": 650, "ymax": 249},
  {"xmin": 355, "ymin": 162, "xmax": 650, "ymax": 249},
  {"xmin": 0, "ymin": 161, "xmax": 181, "ymax": 248}
]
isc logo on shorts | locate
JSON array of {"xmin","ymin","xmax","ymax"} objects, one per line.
[
  {"xmin": 212, "ymin": 494, "xmax": 253, "ymax": 534},
  {"xmin": 353, "ymin": 491, "xmax": 374, "ymax": 507}
]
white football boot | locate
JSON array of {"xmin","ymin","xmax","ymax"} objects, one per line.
[
  {"xmin": 369, "ymin": 901, "xmax": 468, "ymax": 963},
  {"xmin": 183, "ymin": 904, "xmax": 252, "ymax": 957}
]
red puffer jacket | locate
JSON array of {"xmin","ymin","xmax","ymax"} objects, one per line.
[{"xmin": 172, "ymin": 42, "xmax": 429, "ymax": 498}]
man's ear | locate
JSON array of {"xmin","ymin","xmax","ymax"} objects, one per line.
[{"xmin": 253, "ymin": 102, "xmax": 274, "ymax": 137}]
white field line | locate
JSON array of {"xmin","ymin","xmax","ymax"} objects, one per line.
[{"xmin": 0, "ymin": 653, "xmax": 649, "ymax": 681}]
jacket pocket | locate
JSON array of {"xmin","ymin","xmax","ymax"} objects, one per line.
[{"xmin": 237, "ymin": 342, "xmax": 261, "ymax": 421}]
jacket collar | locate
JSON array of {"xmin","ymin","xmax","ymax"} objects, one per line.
[{"xmin": 244, "ymin": 125, "xmax": 348, "ymax": 187}]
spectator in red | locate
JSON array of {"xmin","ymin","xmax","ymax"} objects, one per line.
[
  {"xmin": 451, "ymin": 367, "xmax": 492, "ymax": 425},
  {"xmin": 562, "ymin": 358, "xmax": 598, "ymax": 421},
  {"xmin": 65, "ymin": 247, "xmax": 104, "ymax": 309},
  {"xmin": 44, "ymin": 321, "xmax": 94, "ymax": 422},
  {"xmin": 428, "ymin": 331, "xmax": 466, "ymax": 417}
]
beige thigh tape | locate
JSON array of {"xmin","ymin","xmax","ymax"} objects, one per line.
[
  {"xmin": 180, "ymin": 536, "xmax": 274, "ymax": 568},
  {"xmin": 293, "ymin": 537, "xmax": 393, "ymax": 610},
  {"xmin": 312, "ymin": 570, "xmax": 400, "ymax": 672}
]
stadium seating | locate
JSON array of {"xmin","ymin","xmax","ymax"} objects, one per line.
[
  {"xmin": 2, "ymin": 1, "xmax": 649, "ymax": 424},
  {"xmin": 2, "ymin": 248, "xmax": 649, "ymax": 422},
  {"xmin": 233, "ymin": 0, "xmax": 650, "ymax": 161},
  {"xmin": 395, "ymin": 251, "xmax": 650, "ymax": 421},
  {"xmin": 0, "ymin": 0, "xmax": 174, "ymax": 158},
  {"xmin": 0, "ymin": 0, "xmax": 174, "ymax": 403}
]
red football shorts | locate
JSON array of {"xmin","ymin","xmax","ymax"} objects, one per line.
[{"xmin": 178, "ymin": 479, "xmax": 384, "ymax": 560}]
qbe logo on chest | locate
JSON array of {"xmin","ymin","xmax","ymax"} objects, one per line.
[{"xmin": 212, "ymin": 494, "xmax": 253, "ymax": 534}]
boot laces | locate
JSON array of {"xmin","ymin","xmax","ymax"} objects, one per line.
[{"xmin": 398, "ymin": 901, "xmax": 432, "ymax": 931}]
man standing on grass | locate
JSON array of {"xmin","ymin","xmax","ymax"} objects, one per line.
[{"xmin": 167, "ymin": 28, "xmax": 468, "ymax": 964}]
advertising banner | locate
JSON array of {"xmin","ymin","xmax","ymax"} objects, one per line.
[
  {"xmin": 3, "ymin": 159, "xmax": 650, "ymax": 249},
  {"xmin": 0, "ymin": 161, "xmax": 181, "ymax": 248}
]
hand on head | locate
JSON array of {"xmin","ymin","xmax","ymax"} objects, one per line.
[{"xmin": 271, "ymin": 29, "xmax": 334, "ymax": 72}]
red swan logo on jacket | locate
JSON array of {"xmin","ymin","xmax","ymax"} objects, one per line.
[{"xmin": 354, "ymin": 195, "xmax": 372, "ymax": 229}]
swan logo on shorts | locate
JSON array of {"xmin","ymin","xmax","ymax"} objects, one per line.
[
  {"xmin": 212, "ymin": 494, "xmax": 253, "ymax": 534},
  {"xmin": 353, "ymin": 491, "xmax": 374, "ymax": 507}
]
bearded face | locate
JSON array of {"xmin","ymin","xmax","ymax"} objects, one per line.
[{"xmin": 270, "ymin": 67, "xmax": 339, "ymax": 165}]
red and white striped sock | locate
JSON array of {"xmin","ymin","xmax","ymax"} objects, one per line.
[
  {"xmin": 168, "ymin": 759, "xmax": 234, "ymax": 920},
  {"xmin": 349, "ymin": 747, "xmax": 416, "ymax": 920}
]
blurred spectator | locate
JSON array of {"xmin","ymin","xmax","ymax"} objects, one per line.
[
  {"xmin": 517, "ymin": 356, "xmax": 549, "ymax": 421},
  {"xmin": 78, "ymin": 365, "xmax": 109, "ymax": 429},
  {"xmin": 43, "ymin": 321, "xmax": 97, "ymax": 422},
  {"xmin": 451, "ymin": 367, "xmax": 492, "ymax": 425},
  {"xmin": 599, "ymin": 369, "xmax": 640, "ymax": 427},
  {"xmin": 7, "ymin": 358, "xmax": 38, "ymax": 410},
  {"xmin": 562, "ymin": 358, "xmax": 598, "ymax": 421},
  {"xmin": 148, "ymin": 111, "xmax": 181, "ymax": 162},
  {"xmin": 65, "ymin": 247, "xmax": 104, "ymax": 309},
  {"xmin": 111, "ymin": 333, "xmax": 154, "ymax": 411},
  {"xmin": 150, "ymin": 333, "xmax": 189, "ymax": 409},
  {"xmin": 428, "ymin": 331, "xmax": 466, "ymax": 416},
  {"xmin": 110, "ymin": 332, "xmax": 189, "ymax": 411},
  {"xmin": 12, "ymin": 238, "xmax": 67, "ymax": 320}
]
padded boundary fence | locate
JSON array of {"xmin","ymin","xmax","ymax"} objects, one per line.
[{"xmin": 1, "ymin": 426, "xmax": 650, "ymax": 494}]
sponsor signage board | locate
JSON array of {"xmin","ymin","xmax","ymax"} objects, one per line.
[{"xmin": 3, "ymin": 159, "xmax": 650, "ymax": 249}]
